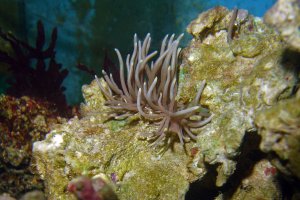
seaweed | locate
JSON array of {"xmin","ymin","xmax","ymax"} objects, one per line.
[{"xmin": 0, "ymin": 20, "xmax": 69, "ymax": 115}]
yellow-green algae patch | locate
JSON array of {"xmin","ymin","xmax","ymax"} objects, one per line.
[
  {"xmin": 33, "ymin": 80, "xmax": 195, "ymax": 200},
  {"xmin": 180, "ymin": 6, "xmax": 297, "ymax": 187}
]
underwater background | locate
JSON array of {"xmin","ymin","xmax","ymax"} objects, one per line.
[{"xmin": 0, "ymin": 0, "xmax": 276, "ymax": 105}]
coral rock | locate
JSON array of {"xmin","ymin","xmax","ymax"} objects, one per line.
[
  {"xmin": 264, "ymin": 0, "xmax": 300, "ymax": 52},
  {"xmin": 255, "ymin": 90, "xmax": 300, "ymax": 179},
  {"xmin": 182, "ymin": 6, "xmax": 296, "ymax": 187}
]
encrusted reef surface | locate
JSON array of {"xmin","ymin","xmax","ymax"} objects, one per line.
[
  {"xmin": 182, "ymin": 5, "xmax": 296, "ymax": 189},
  {"xmin": 264, "ymin": 0, "xmax": 300, "ymax": 52},
  {"xmin": 33, "ymin": 5, "xmax": 299, "ymax": 200},
  {"xmin": 34, "ymin": 80, "xmax": 193, "ymax": 200},
  {"xmin": 0, "ymin": 95, "xmax": 65, "ymax": 198},
  {"xmin": 255, "ymin": 89, "xmax": 300, "ymax": 193},
  {"xmin": 215, "ymin": 159, "xmax": 281, "ymax": 200}
]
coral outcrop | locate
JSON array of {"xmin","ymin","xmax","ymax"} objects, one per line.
[
  {"xmin": 216, "ymin": 160, "xmax": 281, "ymax": 200},
  {"xmin": 181, "ymin": 6, "xmax": 296, "ymax": 187},
  {"xmin": 32, "ymin": 5, "xmax": 299, "ymax": 200},
  {"xmin": 255, "ymin": 89, "xmax": 300, "ymax": 180},
  {"xmin": 0, "ymin": 95, "xmax": 65, "ymax": 198},
  {"xmin": 33, "ymin": 80, "xmax": 195, "ymax": 200},
  {"xmin": 264, "ymin": 0, "xmax": 300, "ymax": 52}
]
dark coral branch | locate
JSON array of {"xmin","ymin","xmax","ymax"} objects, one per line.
[{"xmin": 0, "ymin": 20, "xmax": 69, "ymax": 116}]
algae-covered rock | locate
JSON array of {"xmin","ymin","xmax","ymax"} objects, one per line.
[
  {"xmin": 187, "ymin": 6, "xmax": 249, "ymax": 42},
  {"xmin": 218, "ymin": 160, "xmax": 281, "ymax": 200},
  {"xmin": 264, "ymin": 0, "xmax": 300, "ymax": 52},
  {"xmin": 0, "ymin": 95, "xmax": 66, "ymax": 198},
  {"xmin": 33, "ymin": 80, "xmax": 196, "ymax": 200},
  {"xmin": 182, "ymin": 6, "xmax": 296, "ymax": 187},
  {"xmin": 255, "ymin": 90, "xmax": 300, "ymax": 180}
]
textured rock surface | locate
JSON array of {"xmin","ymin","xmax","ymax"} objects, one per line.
[
  {"xmin": 264, "ymin": 0, "xmax": 300, "ymax": 52},
  {"xmin": 0, "ymin": 95, "xmax": 65, "ymax": 198},
  {"xmin": 182, "ymin": 6, "xmax": 296, "ymax": 187},
  {"xmin": 33, "ymin": 81, "xmax": 196, "ymax": 200},
  {"xmin": 255, "ymin": 89, "xmax": 300, "ymax": 179},
  {"xmin": 216, "ymin": 160, "xmax": 281, "ymax": 200}
]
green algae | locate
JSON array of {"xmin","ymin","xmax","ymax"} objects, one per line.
[{"xmin": 108, "ymin": 120, "xmax": 128, "ymax": 132}]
